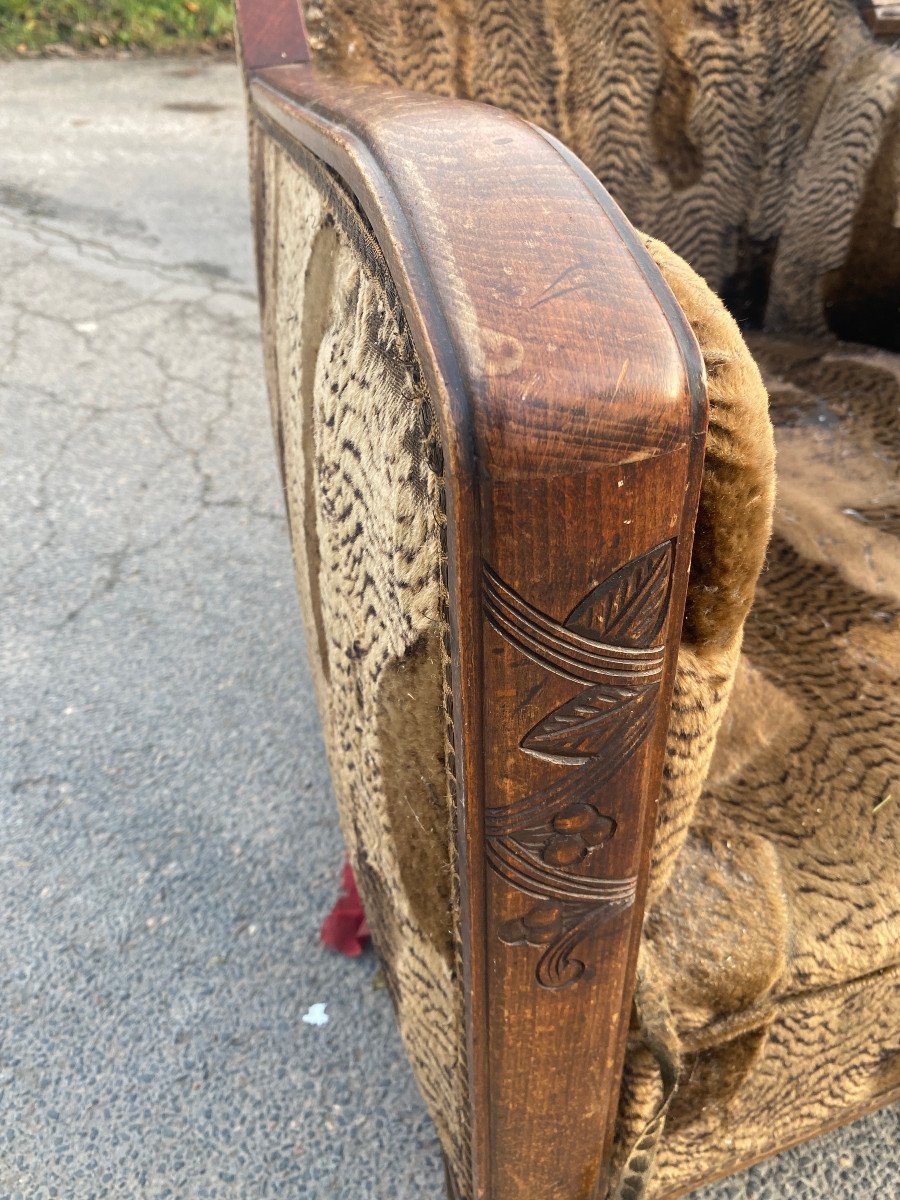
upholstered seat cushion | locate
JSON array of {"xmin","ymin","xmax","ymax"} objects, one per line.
[
  {"xmin": 615, "ymin": 336, "xmax": 900, "ymax": 1197},
  {"xmin": 652, "ymin": 334, "xmax": 900, "ymax": 1018}
]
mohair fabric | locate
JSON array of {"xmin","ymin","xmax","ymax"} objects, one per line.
[
  {"xmin": 254, "ymin": 138, "xmax": 470, "ymax": 1180},
  {"xmin": 610, "ymin": 327, "xmax": 900, "ymax": 1198},
  {"xmin": 303, "ymin": 0, "xmax": 900, "ymax": 340},
  {"xmin": 251, "ymin": 4, "xmax": 900, "ymax": 1194},
  {"xmin": 637, "ymin": 235, "xmax": 775, "ymax": 908}
]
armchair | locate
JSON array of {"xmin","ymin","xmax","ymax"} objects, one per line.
[{"xmin": 235, "ymin": 3, "xmax": 899, "ymax": 1198}]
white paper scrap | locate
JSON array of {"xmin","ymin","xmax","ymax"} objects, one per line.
[{"xmin": 302, "ymin": 1002, "xmax": 329, "ymax": 1027}]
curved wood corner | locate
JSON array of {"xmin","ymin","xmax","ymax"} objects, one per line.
[
  {"xmin": 244, "ymin": 65, "xmax": 707, "ymax": 1200},
  {"xmin": 248, "ymin": 65, "xmax": 705, "ymax": 475}
]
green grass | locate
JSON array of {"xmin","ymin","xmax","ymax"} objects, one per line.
[{"xmin": 0, "ymin": 1, "xmax": 235, "ymax": 54}]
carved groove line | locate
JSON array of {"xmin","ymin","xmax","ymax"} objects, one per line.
[
  {"xmin": 484, "ymin": 542, "xmax": 674, "ymax": 990},
  {"xmin": 483, "ymin": 566, "xmax": 666, "ymax": 685},
  {"xmin": 487, "ymin": 838, "xmax": 639, "ymax": 903}
]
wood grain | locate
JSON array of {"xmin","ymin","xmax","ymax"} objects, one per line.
[
  {"xmin": 858, "ymin": 2, "xmax": 900, "ymax": 36},
  {"xmin": 234, "ymin": 0, "xmax": 310, "ymax": 71},
  {"xmin": 242, "ymin": 60, "xmax": 706, "ymax": 1200}
]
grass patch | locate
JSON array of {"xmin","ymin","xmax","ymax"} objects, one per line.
[{"xmin": 1, "ymin": 1, "xmax": 235, "ymax": 55}]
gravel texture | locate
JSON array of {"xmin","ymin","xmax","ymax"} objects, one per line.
[{"xmin": 0, "ymin": 58, "xmax": 896, "ymax": 1200}]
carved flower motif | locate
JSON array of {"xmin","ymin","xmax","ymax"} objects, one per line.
[
  {"xmin": 483, "ymin": 545, "xmax": 673, "ymax": 987},
  {"xmin": 499, "ymin": 904, "xmax": 564, "ymax": 948},
  {"xmin": 541, "ymin": 803, "xmax": 616, "ymax": 868}
]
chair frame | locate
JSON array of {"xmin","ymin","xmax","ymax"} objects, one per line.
[{"xmin": 236, "ymin": 3, "xmax": 708, "ymax": 1197}]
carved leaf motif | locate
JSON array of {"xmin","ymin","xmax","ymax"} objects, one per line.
[
  {"xmin": 536, "ymin": 904, "xmax": 609, "ymax": 989},
  {"xmin": 521, "ymin": 682, "xmax": 659, "ymax": 765},
  {"xmin": 566, "ymin": 541, "xmax": 673, "ymax": 647},
  {"xmin": 498, "ymin": 899, "xmax": 629, "ymax": 989},
  {"xmin": 483, "ymin": 545, "xmax": 674, "ymax": 989}
]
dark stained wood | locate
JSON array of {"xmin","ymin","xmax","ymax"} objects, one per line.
[
  {"xmin": 234, "ymin": 0, "xmax": 310, "ymax": 72},
  {"xmin": 857, "ymin": 2, "xmax": 900, "ymax": 36},
  {"xmin": 481, "ymin": 452, "xmax": 698, "ymax": 1199},
  {"xmin": 241, "ymin": 59, "xmax": 706, "ymax": 1200},
  {"xmin": 251, "ymin": 69, "xmax": 700, "ymax": 477}
]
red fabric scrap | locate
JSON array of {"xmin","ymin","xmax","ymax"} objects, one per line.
[{"xmin": 320, "ymin": 860, "xmax": 370, "ymax": 957}]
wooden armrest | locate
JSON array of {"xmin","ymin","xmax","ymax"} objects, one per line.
[
  {"xmin": 858, "ymin": 2, "xmax": 900, "ymax": 37},
  {"xmin": 248, "ymin": 64, "xmax": 704, "ymax": 474},
  {"xmin": 241, "ymin": 43, "xmax": 707, "ymax": 1200}
]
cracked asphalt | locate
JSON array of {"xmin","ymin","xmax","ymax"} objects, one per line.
[{"xmin": 1, "ymin": 58, "xmax": 896, "ymax": 1200}]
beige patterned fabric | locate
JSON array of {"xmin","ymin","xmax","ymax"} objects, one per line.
[
  {"xmin": 612, "ymin": 334, "xmax": 900, "ymax": 1198},
  {"xmin": 620, "ymin": 965, "xmax": 900, "ymax": 1199},
  {"xmin": 304, "ymin": 0, "xmax": 900, "ymax": 338},
  {"xmin": 254, "ymin": 137, "xmax": 470, "ymax": 1180},
  {"xmin": 639, "ymin": 235, "xmax": 775, "ymax": 907}
]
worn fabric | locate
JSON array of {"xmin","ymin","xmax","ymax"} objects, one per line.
[
  {"xmin": 255, "ymin": 137, "xmax": 470, "ymax": 1181},
  {"xmin": 304, "ymin": 0, "xmax": 900, "ymax": 339},
  {"xmin": 640, "ymin": 965, "xmax": 900, "ymax": 1198},
  {"xmin": 640, "ymin": 235, "xmax": 774, "ymax": 906},
  {"xmin": 612, "ymin": 333, "xmax": 900, "ymax": 1198}
]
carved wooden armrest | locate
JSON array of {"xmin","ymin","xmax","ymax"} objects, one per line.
[{"xmin": 237, "ymin": 4, "xmax": 708, "ymax": 1197}]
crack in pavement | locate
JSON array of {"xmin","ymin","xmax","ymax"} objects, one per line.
[
  {"xmin": 2, "ymin": 186, "xmax": 280, "ymax": 631},
  {"xmin": 0, "ymin": 204, "xmax": 257, "ymax": 300},
  {"xmin": 0, "ymin": 181, "xmax": 159, "ymax": 246}
]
